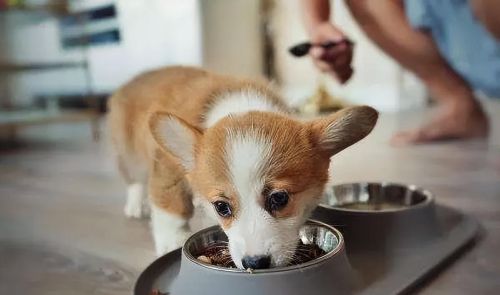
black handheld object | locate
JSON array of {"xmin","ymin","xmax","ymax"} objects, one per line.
[{"xmin": 288, "ymin": 39, "xmax": 353, "ymax": 57}]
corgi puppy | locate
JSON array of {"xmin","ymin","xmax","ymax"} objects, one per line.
[{"xmin": 108, "ymin": 66, "xmax": 377, "ymax": 269}]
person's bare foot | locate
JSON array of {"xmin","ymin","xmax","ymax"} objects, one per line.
[{"xmin": 391, "ymin": 100, "xmax": 489, "ymax": 146}]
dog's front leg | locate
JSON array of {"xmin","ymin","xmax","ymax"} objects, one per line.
[{"xmin": 149, "ymin": 172, "xmax": 194, "ymax": 256}]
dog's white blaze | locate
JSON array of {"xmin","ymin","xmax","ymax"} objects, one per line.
[
  {"xmin": 204, "ymin": 90, "xmax": 283, "ymax": 128},
  {"xmin": 225, "ymin": 133, "xmax": 270, "ymax": 267},
  {"xmin": 224, "ymin": 132, "xmax": 301, "ymax": 268}
]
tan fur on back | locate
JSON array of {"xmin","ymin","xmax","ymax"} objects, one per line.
[{"xmin": 109, "ymin": 66, "xmax": 284, "ymax": 159}]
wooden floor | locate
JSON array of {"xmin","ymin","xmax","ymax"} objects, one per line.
[{"xmin": 1, "ymin": 103, "xmax": 499, "ymax": 295}]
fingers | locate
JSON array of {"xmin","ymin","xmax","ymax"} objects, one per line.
[
  {"xmin": 312, "ymin": 42, "xmax": 351, "ymax": 63},
  {"xmin": 310, "ymin": 42, "xmax": 354, "ymax": 84},
  {"xmin": 322, "ymin": 43, "xmax": 352, "ymax": 65}
]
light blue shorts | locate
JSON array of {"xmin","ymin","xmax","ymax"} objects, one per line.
[{"xmin": 404, "ymin": 0, "xmax": 500, "ymax": 98}]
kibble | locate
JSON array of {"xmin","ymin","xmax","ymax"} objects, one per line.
[{"xmin": 195, "ymin": 241, "xmax": 326, "ymax": 269}]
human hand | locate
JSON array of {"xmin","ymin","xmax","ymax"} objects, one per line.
[{"xmin": 308, "ymin": 22, "xmax": 354, "ymax": 84}]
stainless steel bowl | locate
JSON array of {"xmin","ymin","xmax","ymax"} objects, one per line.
[
  {"xmin": 321, "ymin": 182, "xmax": 432, "ymax": 211},
  {"xmin": 170, "ymin": 220, "xmax": 356, "ymax": 295},
  {"xmin": 312, "ymin": 183, "xmax": 442, "ymax": 250}
]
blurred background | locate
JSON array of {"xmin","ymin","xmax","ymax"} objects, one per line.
[
  {"xmin": 0, "ymin": 1, "xmax": 499, "ymax": 295},
  {"xmin": 0, "ymin": 0, "xmax": 426, "ymax": 143}
]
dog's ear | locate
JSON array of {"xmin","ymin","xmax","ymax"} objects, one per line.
[
  {"xmin": 149, "ymin": 112, "xmax": 203, "ymax": 170},
  {"xmin": 309, "ymin": 106, "xmax": 378, "ymax": 157}
]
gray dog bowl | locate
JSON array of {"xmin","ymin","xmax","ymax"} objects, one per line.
[
  {"xmin": 312, "ymin": 182, "xmax": 441, "ymax": 250},
  {"xmin": 136, "ymin": 183, "xmax": 479, "ymax": 295},
  {"xmin": 169, "ymin": 220, "xmax": 356, "ymax": 295}
]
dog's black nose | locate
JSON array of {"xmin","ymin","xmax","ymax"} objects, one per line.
[{"xmin": 241, "ymin": 255, "xmax": 271, "ymax": 269}]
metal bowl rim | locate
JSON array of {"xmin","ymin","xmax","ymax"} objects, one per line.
[
  {"xmin": 182, "ymin": 219, "xmax": 344, "ymax": 274},
  {"xmin": 318, "ymin": 182, "xmax": 434, "ymax": 213}
]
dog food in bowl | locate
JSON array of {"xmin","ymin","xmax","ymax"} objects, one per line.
[
  {"xmin": 196, "ymin": 244, "xmax": 235, "ymax": 268},
  {"xmin": 195, "ymin": 240, "xmax": 327, "ymax": 269}
]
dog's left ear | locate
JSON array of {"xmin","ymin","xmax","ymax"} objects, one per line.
[
  {"xmin": 149, "ymin": 112, "xmax": 203, "ymax": 171},
  {"xmin": 309, "ymin": 106, "xmax": 378, "ymax": 157}
]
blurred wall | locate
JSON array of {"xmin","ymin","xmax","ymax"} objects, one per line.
[
  {"xmin": 0, "ymin": 0, "xmax": 263, "ymax": 107},
  {"xmin": 271, "ymin": 0, "xmax": 427, "ymax": 112},
  {"xmin": 200, "ymin": 0, "xmax": 263, "ymax": 78}
]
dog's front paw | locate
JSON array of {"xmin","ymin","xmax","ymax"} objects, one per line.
[
  {"xmin": 124, "ymin": 183, "xmax": 147, "ymax": 219},
  {"xmin": 151, "ymin": 205, "xmax": 191, "ymax": 256},
  {"xmin": 124, "ymin": 201, "xmax": 144, "ymax": 219},
  {"xmin": 124, "ymin": 200, "xmax": 151, "ymax": 219},
  {"xmin": 154, "ymin": 228, "xmax": 191, "ymax": 256}
]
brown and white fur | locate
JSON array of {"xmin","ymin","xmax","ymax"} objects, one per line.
[{"xmin": 108, "ymin": 66, "xmax": 378, "ymax": 268}]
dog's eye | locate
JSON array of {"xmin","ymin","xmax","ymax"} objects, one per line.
[
  {"xmin": 266, "ymin": 190, "xmax": 289, "ymax": 213},
  {"xmin": 213, "ymin": 201, "xmax": 232, "ymax": 217}
]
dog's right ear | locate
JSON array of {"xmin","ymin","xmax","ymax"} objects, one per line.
[
  {"xmin": 149, "ymin": 112, "xmax": 203, "ymax": 171},
  {"xmin": 309, "ymin": 106, "xmax": 378, "ymax": 158}
]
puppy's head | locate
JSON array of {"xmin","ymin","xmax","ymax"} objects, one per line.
[{"xmin": 150, "ymin": 106, "xmax": 377, "ymax": 269}]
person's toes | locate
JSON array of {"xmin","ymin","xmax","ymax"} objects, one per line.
[
  {"xmin": 390, "ymin": 130, "xmax": 419, "ymax": 146},
  {"xmin": 391, "ymin": 125, "xmax": 450, "ymax": 146},
  {"xmin": 413, "ymin": 125, "xmax": 450, "ymax": 142}
]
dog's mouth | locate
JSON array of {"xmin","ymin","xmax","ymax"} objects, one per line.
[{"xmin": 195, "ymin": 240, "xmax": 326, "ymax": 270}]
